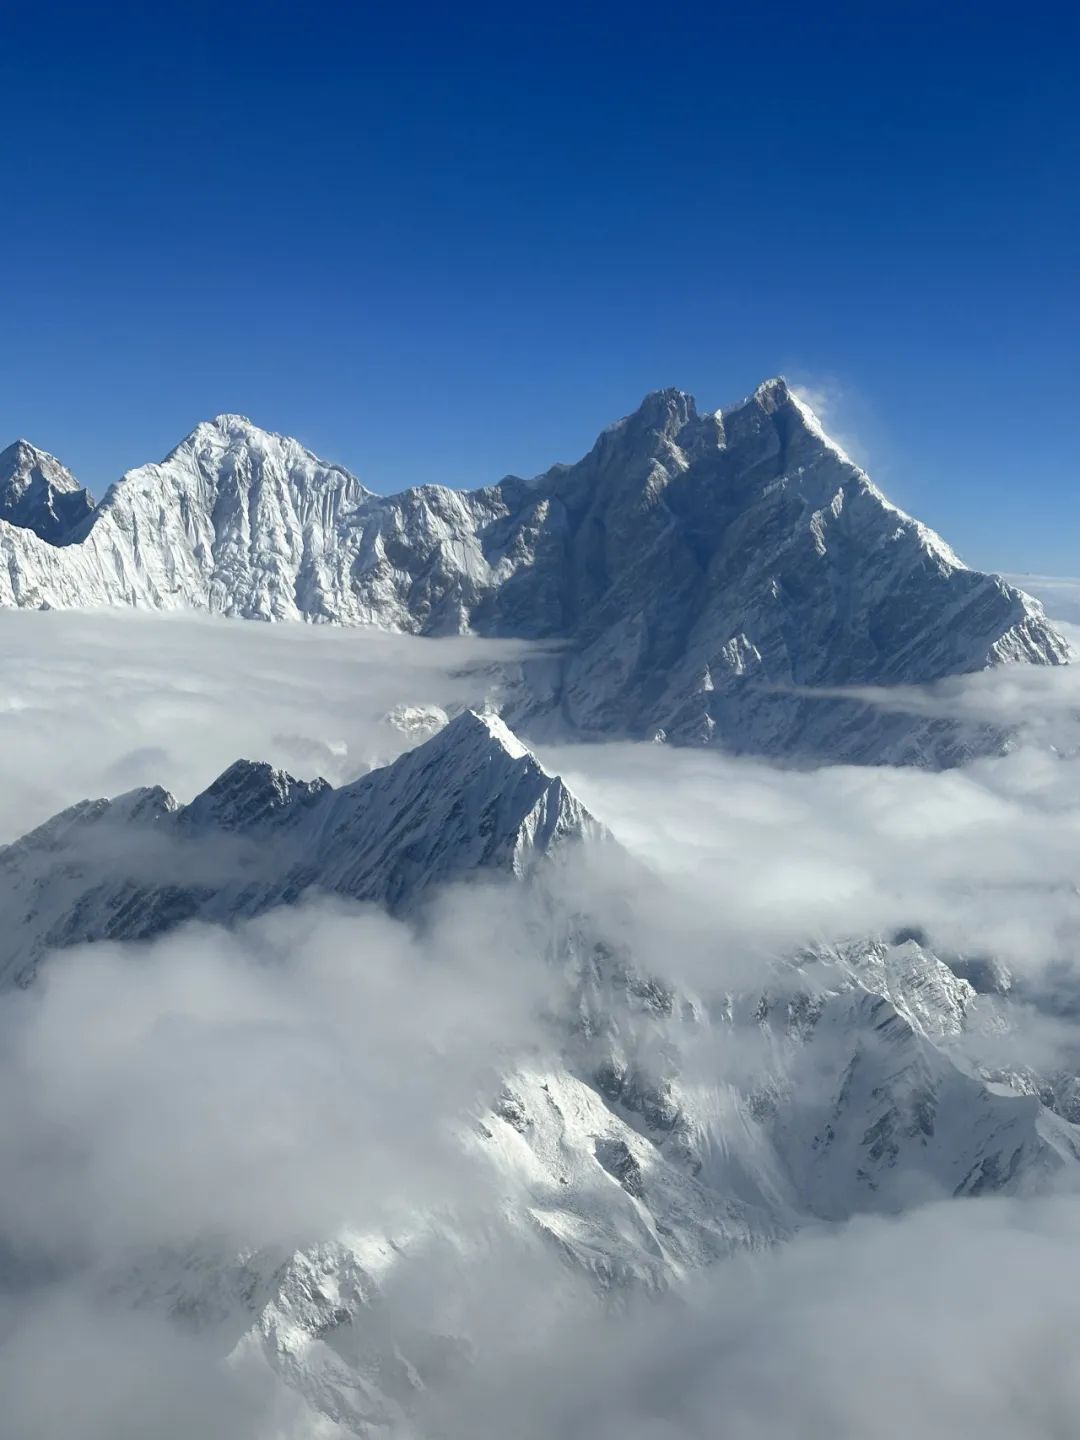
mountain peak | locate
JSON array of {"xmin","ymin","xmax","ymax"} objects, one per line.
[
  {"xmin": 333, "ymin": 708, "xmax": 603, "ymax": 891},
  {"xmin": 434, "ymin": 708, "xmax": 532, "ymax": 761},
  {"xmin": 0, "ymin": 438, "xmax": 45, "ymax": 466},
  {"xmin": 177, "ymin": 413, "xmax": 273, "ymax": 448},
  {"xmin": 206, "ymin": 413, "xmax": 267, "ymax": 439},
  {"xmin": 629, "ymin": 387, "xmax": 697, "ymax": 434},
  {"xmin": 0, "ymin": 437, "xmax": 95, "ymax": 544},
  {"xmin": 165, "ymin": 415, "xmax": 365, "ymax": 490},
  {"xmin": 587, "ymin": 388, "xmax": 698, "ymax": 466},
  {"xmin": 750, "ymin": 375, "xmax": 792, "ymax": 408},
  {"xmin": 0, "ymin": 437, "xmax": 82, "ymax": 490},
  {"xmin": 180, "ymin": 759, "xmax": 331, "ymax": 832},
  {"xmin": 0, "ymin": 381, "xmax": 1067, "ymax": 765},
  {"xmin": 0, "ymin": 712, "xmax": 607, "ymax": 987}
]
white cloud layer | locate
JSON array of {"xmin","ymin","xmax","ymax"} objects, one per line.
[
  {"xmin": 0, "ymin": 894, "xmax": 555, "ymax": 1258},
  {"xmin": 0, "ymin": 608, "xmax": 533, "ymax": 840},
  {"xmin": 541, "ymin": 719, "xmax": 1080, "ymax": 984},
  {"xmin": 2, "ymin": 608, "xmax": 1080, "ymax": 1436},
  {"xmin": 425, "ymin": 1193, "xmax": 1080, "ymax": 1440}
]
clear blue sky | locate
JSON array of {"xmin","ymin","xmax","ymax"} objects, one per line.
[{"xmin": 2, "ymin": 0, "xmax": 1076, "ymax": 572}]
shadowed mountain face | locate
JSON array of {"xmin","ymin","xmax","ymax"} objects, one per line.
[
  {"xmin": 0, "ymin": 440, "xmax": 95, "ymax": 543},
  {"xmin": 0, "ymin": 709, "xmax": 599, "ymax": 989},
  {"xmin": 0, "ymin": 380, "xmax": 1067, "ymax": 763}
]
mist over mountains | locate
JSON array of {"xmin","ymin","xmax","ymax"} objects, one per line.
[{"xmin": 1, "ymin": 383, "xmax": 1079, "ymax": 1438}]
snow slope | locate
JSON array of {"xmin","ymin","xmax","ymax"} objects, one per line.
[
  {"xmin": 4, "ymin": 716, "xmax": 1080, "ymax": 1431},
  {"xmin": 0, "ymin": 382, "xmax": 1067, "ymax": 764},
  {"xmin": 198, "ymin": 923, "xmax": 1080, "ymax": 1434}
]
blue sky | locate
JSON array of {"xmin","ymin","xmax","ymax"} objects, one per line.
[{"xmin": 1, "ymin": 0, "xmax": 1076, "ymax": 572}]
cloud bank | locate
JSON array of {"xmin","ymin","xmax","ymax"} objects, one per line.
[
  {"xmin": 426, "ymin": 1193, "xmax": 1080, "ymax": 1440},
  {"xmin": 0, "ymin": 608, "xmax": 533, "ymax": 840},
  {"xmin": 2, "ymin": 607, "xmax": 1080, "ymax": 1435}
]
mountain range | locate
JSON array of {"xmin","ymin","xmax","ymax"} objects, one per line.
[
  {"xmin": 4, "ymin": 709, "xmax": 1078, "ymax": 1433},
  {"xmin": 0, "ymin": 709, "xmax": 594, "ymax": 989},
  {"xmin": 0, "ymin": 379, "xmax": 1069, "ymax": 765},
  {"xmin": 4, "ymin": 380, "xmax": 1076, "ymax": 1430}
]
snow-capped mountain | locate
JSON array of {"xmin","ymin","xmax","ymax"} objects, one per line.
[
  {"xmin": 0, "ymin": 381, "xmax": 1067, "ymax": 764},
  {"xmin": 4, "ymin": 712, "xmax": 1079, "ymax": 1431},
  {"xmin": 0, "ymin": 709, "xmax": 597, "ymax": 989},
  {"xmin": 0, "ymin": 439, "xmax": 95, "ymax": 543},
  {"xmin": 137, "ymin": 932, "xmax": 1079, "ymax": 1435}
]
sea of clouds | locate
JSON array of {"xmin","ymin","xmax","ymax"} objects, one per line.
[{"xmin": 3, "ymin": 603, "xmax": 1080, "ymax": 1437}]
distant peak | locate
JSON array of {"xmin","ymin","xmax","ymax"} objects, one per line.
[
  {"xmin": 180, "ymin": 758, "xmax": 331, "ymax": 830},
  {"xmin": 205, "ymin": 756, "xmax": 331, "ymax": 801},
  {"xmin": 640, "ymin": 385, "xmax": 695, "ymax": 406},
  {"xmin": 751, "ymin": 376, "xmax": 791, "ymax": 406},
  {"xmin": 0, "ymin": 439, "xmax": 92, "ymax": 540},
  {"xmin": 432, "ymin": 707, "xmax": 533, "ymax": 761},
  {"xmin": 212, "ymin": 757, "xmax": 294, "ymax": 787},
  {"xmin": 633, "ymin": 387, "xmax": 697, "ymax": 430},
  {"xmin": 722, "ymin": 376, "xmax": 857, "ymax": 463},
  {"xmin": 175, "ymin": 414, "xmax": 269, "ymax": 449},
  {"xmin": 1, "ymin": 439, "xmax": 39, "ymax": 460},
  {"xmin": 350, "ymin": 706, "xmax": 606, "ymax": 874},
  {"xmin": 180, "ymin": 414, "xmax": 268, "ymax": 446},
  {"xmin": 0, "ymin": 437, "xmax": 67, "ymax": 471},
  {"xmin": 596, "ymin": 389, "xmax": 697, "ymax": 455}
]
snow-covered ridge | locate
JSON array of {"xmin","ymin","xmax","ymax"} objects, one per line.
[
  {"xmin": 0, "ymin": 382, "xmax": 1067, "ymax": 763},
  {"xmin": 0, "ymin": 708, "xmax": 600, "ymax": 987},
  {"xmin": 9, "ymin": 714, "xmax": 1080, "ymax": 1428},
  {"xmin": 5, "ymin": 702, "xmax": 1080, "ymax": 1430}
]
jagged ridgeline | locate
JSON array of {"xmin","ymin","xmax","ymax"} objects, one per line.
[
  {"xmin": 4, "ymin": 709, "xmax": 1078, "ymax": 1433},
  {"xmin": 0, "ymin": 380, "xmax": 1067, "ymax": 763},
  {"xmin": 0, "ymin": 710, "xmax": 599, "ymax": 989}
]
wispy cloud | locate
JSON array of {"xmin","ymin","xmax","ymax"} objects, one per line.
[{"xmin": 788, "ymin": 376, "xmax": 871, "ymax": 468}]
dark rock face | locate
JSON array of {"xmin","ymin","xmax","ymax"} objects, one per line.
[
  {"xmin": 0, "ymin": 710, "xmax": 600, "ymax": 988},
  {"xmin": 0, "ymin": 440, "xmax": 95, "ymax": 543},
  {"xmin": 463, "ymin": 380, "xmax": 1068, "ymax": 763},
  {"xmin": 594, "ymin": 1136, "xmax": 645, "ymax": 1198}
]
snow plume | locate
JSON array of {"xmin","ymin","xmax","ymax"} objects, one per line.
[
  {"xmin": 5, "ymin": 610, "xmax": 1080, "ymax": 1434},
  {"xmin": 788, "ymin": 376, "xmax": 870, "ymax": 469}
]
